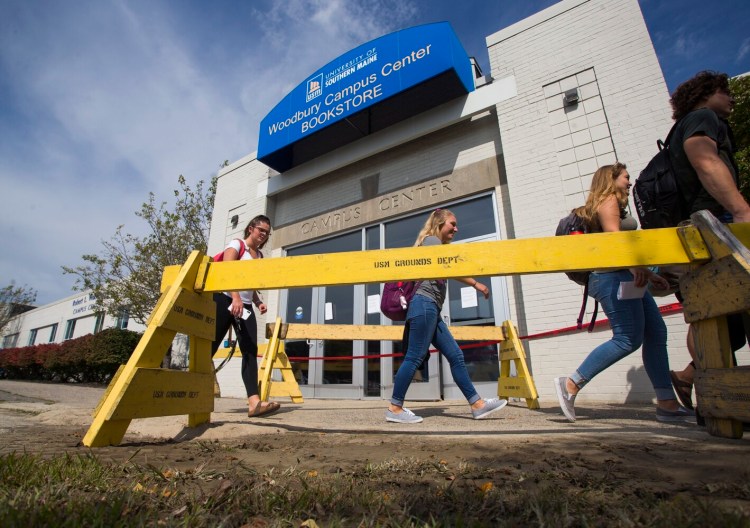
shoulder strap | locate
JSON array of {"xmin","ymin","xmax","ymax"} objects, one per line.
[
  {"xmin": 576, "ymin": 280, "xmax": 599, "ymax": 332},
  {"xmin": 235, "ymin": 239, "xmax": 246, "ymax": 259},
  {"xmin": 662, "ymin": 119, "xmax": 681, "ymax": 148},
  {"xmin": 663, "ymin": 116, "xmax": 704, "ymax": 215}
]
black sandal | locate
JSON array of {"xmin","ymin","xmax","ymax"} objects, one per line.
[{"xmin": 669, "ymin": 370, "xmax": 694, "ymax": 410}]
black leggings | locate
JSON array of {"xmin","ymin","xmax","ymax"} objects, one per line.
[{"xmin": 211, "ymin": 293, "xmax": 258, "ymax": 397}]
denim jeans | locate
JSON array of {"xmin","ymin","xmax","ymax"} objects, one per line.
[
  {"xmin": 390, "ymin": 294, "xmax": 481, "ymax": 406},
  {"xmin": 570, "ymin": 270, "xmax": 674, "ymax": 400}
]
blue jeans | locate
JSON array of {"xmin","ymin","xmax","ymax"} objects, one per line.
[
  {"xmin": 390, "ymin": 294, "xmax": 481, "ymax": 406},
  {"xmin": 570, "ymin": 270, "xmax": 674, "ymax": 401}
]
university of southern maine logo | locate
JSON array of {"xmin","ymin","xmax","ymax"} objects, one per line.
[{"xmin": 306, "ymin": 73, "xmax": 323, "ymax": 102}]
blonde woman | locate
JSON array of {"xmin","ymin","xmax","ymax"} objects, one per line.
[
  {"xmin": 554, "ymin": 163, "xmax": 694, "ymax": 423},
  {"xmin": 386, "ymin": 209, "xmax": 508, "ymax": 424}
]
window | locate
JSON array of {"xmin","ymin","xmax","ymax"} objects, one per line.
[
  {"xmin": 385, "ymin": 195, "xmax": 496, "ymax": 248},
  {"xmin": 27, "ymin": 329, "xmax": 38, "ymax": 346},
  {"xmin": 115, "ymin": 308, "xmax": 129, "ymax": 330},
  {"xmin": 49, "ymin": 323, "xmax": 58, "ymax": 342},
  {"xmin": 64, "ymin": 319, "xmax": 76, "ymax": 340},
  {"xmin": 2, "ymin": 334, "xmax": 19, "ymax": 349},
  {"xmin": 94, "ymin": 312, "xmax": 105, "ymax": 334}
]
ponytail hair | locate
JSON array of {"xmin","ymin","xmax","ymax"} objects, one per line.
[{"xmin": 414, "ymin": 209, "xmax": 454, "ymax": 246}]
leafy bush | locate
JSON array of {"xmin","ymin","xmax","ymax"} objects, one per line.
[
  {"xmin": 88, "ymin": 329, "xmax": 142, "ymax": 383},
  {"xmin": 0, "ymin": 329, "xmax": 142, "ymax": 383}
]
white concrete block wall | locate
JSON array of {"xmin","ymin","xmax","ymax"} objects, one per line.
[{"xmin": 486, "ymin": 0, "xmax": 686, "ymax": 403}]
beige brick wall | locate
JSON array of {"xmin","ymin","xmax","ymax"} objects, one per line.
[{"xmin": 210, "ymin": 153, "xmax": 271, "ymax": 257}]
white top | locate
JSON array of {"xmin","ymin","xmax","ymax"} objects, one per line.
[{"xmin": 222, "ymin": 239, "xmax": 261, "ymax": 305}]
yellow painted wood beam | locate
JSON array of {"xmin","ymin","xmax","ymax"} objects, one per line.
[
  {"xmin": 83, "ymin": 251, "xmax": 209, "ymax": 447},
  {"xmin": 160, "ymin": 225, "xmax": 750, "ymax": 292},
  {"xmin": 200, "ymin": 228, "xmax": 712, "ymax": 292},
  {"xmin": 269, "ymin": 323, "xmax": 505, "ymax": 342}
]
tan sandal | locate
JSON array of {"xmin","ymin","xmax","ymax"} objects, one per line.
[{"xmin": 247, "ymin": 401, "xmax": 281, "ymax": 418}]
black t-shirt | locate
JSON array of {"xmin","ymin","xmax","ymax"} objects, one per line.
[{"xmin": 670, "ymin": 108, "xmax": 739, "ymax": 217}]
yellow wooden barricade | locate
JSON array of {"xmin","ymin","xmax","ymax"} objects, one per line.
[
  {"xmin": 83, "ymin": 252, "xmax": 215, "ymax": 447},
  {"xmin": 256, "ymin": 320, "xmax": 539, "ymax": 409},
  {"xmin": 676, "ymin": 212, "xmax": 750, "ymax": 438},
  {"xmin": 82, "ymin": 212, "xmax": 750, "ymax": 445}
]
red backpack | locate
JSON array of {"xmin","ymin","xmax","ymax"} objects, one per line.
[{"xmin": 213, "ymin": 239, "xmax": 246, "ymax": 262}]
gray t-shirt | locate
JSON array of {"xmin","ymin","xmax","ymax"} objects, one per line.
[{"xmin": 414, "ymin": 236, "xmax": 447, "ymax": 307}]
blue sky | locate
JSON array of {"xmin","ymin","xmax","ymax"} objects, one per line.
[{"xmin": 1, "ymin": 0, "xmax": 749, "ymax": 306}]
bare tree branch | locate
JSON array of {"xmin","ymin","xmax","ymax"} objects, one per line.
[
  {"xmin": 62, "ymin": 175, "xmax": 217, "ymax": 325},
  {"xmin": 0, "ymin": 282, "xmax": 38, "ymax": 335}
]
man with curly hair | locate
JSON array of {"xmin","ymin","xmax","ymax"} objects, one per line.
[
  {"xmin": 668, "ymin": 71, "xmax": 749, "ymax": 414},
  {"xmin": 669, "ymin": 70, "xmax": 750, "ymax": 223}
]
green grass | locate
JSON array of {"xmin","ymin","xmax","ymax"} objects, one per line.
[{"xmin": 0, "ymin": 452, "xmax": 748, "ymax": 527}]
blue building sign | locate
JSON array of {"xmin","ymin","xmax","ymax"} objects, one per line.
[{"xmin": 258, "ymin": 22, "xmax": 475, "ymax": 173}]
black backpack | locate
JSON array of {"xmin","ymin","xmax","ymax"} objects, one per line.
[
  {"xmin": 555, "ymin": 211, "xmax": 598, "ymax": 331},
  {"xmin": 632, "ymin": 122, "xmax": 684, "ymax": 229}
]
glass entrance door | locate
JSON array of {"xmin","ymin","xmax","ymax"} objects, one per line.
[
  {"xmin": 282, "ymin": 193, "xmax": 504, "ymax": 401},
  {"xmin": 441, "ymin": 272, "xmax": 509, "ymax": 400},
  {"xmin": 283, "ymin": 285, "xmax": 316, "ymax": 395},
  {"xmin": 285, "ymin": 231, "xmax": 361, "ymax": 398}
]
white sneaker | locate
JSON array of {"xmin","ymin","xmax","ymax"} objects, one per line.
[
  {"xmin": 385, "ymin": 407, "xmax": 423, "ymax": 424},
  {"xmin": 554, "ymin": 376, "xmax": 576, "ymax": 422},
  {"xmin": 472, "ymin": 398, "xmax": 508, "ymax": 420}
]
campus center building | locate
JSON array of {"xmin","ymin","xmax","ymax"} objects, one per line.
[{"xmin": 209, "ymin": 0, "xmax": 711, "ymax": 403}]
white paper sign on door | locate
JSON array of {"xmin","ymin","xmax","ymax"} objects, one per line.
[
  {"xmin": 367, "ymin": 295, "xmax": 380, "ymax": 314},
  {"xmin": 461, "ymin": 287, "xmax": 478, "ymax": 308}
]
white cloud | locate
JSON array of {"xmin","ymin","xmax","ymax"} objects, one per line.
[
  {"xmin": 738, "ymin": 38, "xmax": 750, "ymax": 63},
  {"xmin": 0, "ymin": 0, "xmax": 419, "ymax": 304}
]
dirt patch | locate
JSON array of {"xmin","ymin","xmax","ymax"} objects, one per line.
[{"xmin": 1, "ymin": 380, "xmax": 749, "ymax": 519}]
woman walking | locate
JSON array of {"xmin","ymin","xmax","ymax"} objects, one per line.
[
  {"xmin": 386, "ymin": 209, "xmax": 508, "ymax": 424},
  {"xmin": 554, "ymin": 163, "xmax": 694, "ymax": 423},
  {"xmin": 212, "ymin": 215, "xmax": 281, "ymax": 418}
]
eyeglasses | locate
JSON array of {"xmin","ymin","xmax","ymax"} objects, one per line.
[{"xmin": 254, "ymin": 226, "xmax": 271, "ymax": 236}]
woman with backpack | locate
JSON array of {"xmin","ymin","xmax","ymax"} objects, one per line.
[
  {"xmin": 553, "ymin": 163, "xmax": 694, "ymax": 423},
  {"xmin": 385, "ymin": 208, "xmax": 508, "ymax": 424},
  {"xmin": 211, "ymin": 215, "xmax": 281, "ymax": 418}
]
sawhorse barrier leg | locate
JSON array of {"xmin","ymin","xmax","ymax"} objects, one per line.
[
  {"xmin": 83, "ymin": 251, "xmax": 216, "ymax": 447},
  {"xmin": 497, "ymin": 321, "xmax": 539, "ymax": 409},
  {"xmin": 258, "ymin": 317, "xmax": 304, "ymax": 403}
]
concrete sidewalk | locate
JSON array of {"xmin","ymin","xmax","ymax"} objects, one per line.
[{"xmin": 0, "ymin": 379, "xmax": 728, "ymax": 447}]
